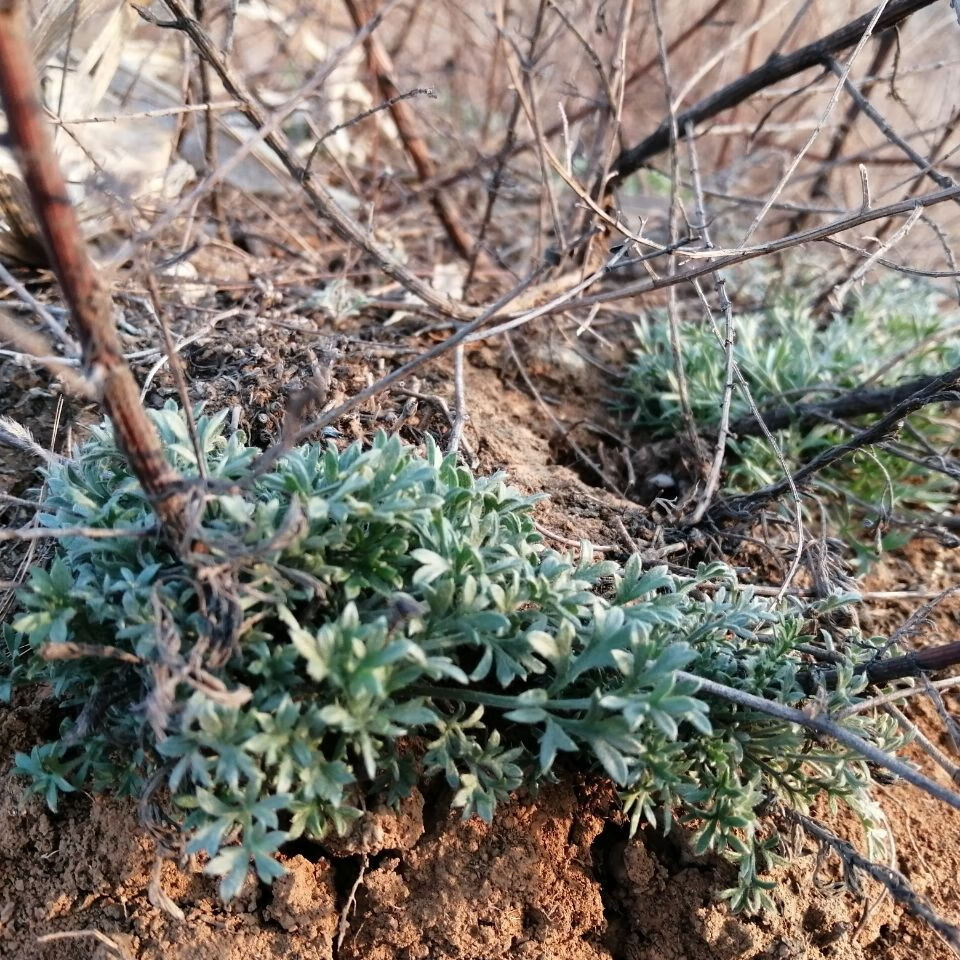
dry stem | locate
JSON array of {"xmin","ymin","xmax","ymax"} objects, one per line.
[{"xmin": 0, "ymin": 0, "xmax": 187, "ymax": 541}]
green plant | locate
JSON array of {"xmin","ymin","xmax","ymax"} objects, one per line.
[
  {"xmin": 623, "ymin": 281, "xmax": 960, "ymax": 560},
  {"xmin": 4, "ymin": 404, "xmax": 903, "ymax": 908}
]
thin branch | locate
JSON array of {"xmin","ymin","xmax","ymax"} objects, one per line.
[
  {"xmin": 726, "ymin": 369, "xmax": 960, "ymax": 438},
  {"xmin": 0, "ymin": 259, "xmax": 76, "ymax": 349},
  {"xmin": 140, "ymin": 0, "xmax": 476, "ymax": 322},
  {"xmin": 685, "ymin": 120, "xmax": 734, "ymax": 525},
  {"xmin": 797, "ymin": 639, "xmax": 960, "ymax": 694},
  {"xmin": 708, "ymin": 363, "xmax": 960, "ymax": 522},
  {"xmin": 250, "ymin": 251, "xmax": 570, "ymax": 481},
  {"xmin": 192, "ymin": 0, "xmax": 227, "ymax": 240},
  {"xmin": 883, "ymin": 702, "xmax": 960, "ymax": 785},
  {"xmin": 828, "ymin": 55, "xmax": 960, "ymax": 199},
  {"xmin": 803, "ymin": 30, "xmax": 897, "ymax": 211},
  {"xmin": 609, "ymin": 0, "xmax": 939, "ymax": 185},
  {"xmin": 839, "ymin": 676, "xmax": 960, "ymax": 718},
  {"xmin": 342, "ymin": 0, "xmax": 476, "ymax": 260},
  {"xmin": 649, "ymin": 0, "xmax": 703, "ymax": 468},
  {"xmin": 446, "ymin": 344, "xmax": 467, "ymax": 454},
  {"xmin": 785, "ymin": 810, "xmax": 960, "ymax": 952},
  {"xmin": 686, "ymin": 279, "xmax": 806, "ymax": 598},
  {"xmin": 678, "ymin": 671, "xmax": 960, "ymax": 812},
  {"xmin": 739, "ymin": 0, "xmax": 893, "ymax": 245},
  {"xmin": 833, "ymin": 201, "xmax": 924, "ymax": 305},
  {"xmin": 304, "ymin": 86, "xmax": 436, "ymax": 177},
  {"xmin": 35, "ymin": 930, "xmax": 128, "ymax": 959},
  {"xmin": 462, "ymin": 0, "xmax": 548, "ymax": 296},
  {"xmin": 52, "ymin": 99, "xmax": 243, "ymax": 125},
  {"xmin": 534, "ymin": 183, "xmax": 960, "ymax": 315},
  {"xmin": 0, "ymin": 310, "xmax": 92, "ymax": 397},
  {"xmin": 143, "ymin": 273, "xmax": 207, "ymax": 481},
  {"xmin": 0, "ymin": 524, "xmax": 156, "ymax": 542},
  {"xmin": 397, "ymin": 0, "xmax": 732, "ymax": 205}
]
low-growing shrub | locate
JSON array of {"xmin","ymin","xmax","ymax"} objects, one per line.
[
  {"xmin": 3, "ymin": 404, "xmax": 901, "ymax": 908},
  {"xmin": 623, "ymin": 281, "xmax": 960, "ymax": 560}
]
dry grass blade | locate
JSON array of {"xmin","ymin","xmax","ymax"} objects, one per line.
[{"xmin": 30, "ymin": 0, "xmax": 125, "ymax": 66}]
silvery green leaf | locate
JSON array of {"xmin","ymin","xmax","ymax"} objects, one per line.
[
  {"xmin": 590, "ymin": 739, "xmax": 630, "ymax": 786},
  {"xmin": 411, "ymin": 548, "xmax": 452, "ymax": 585},
  {"xmin": 539, "ymin": 719, "xmax": 577, "ymax": 771}
]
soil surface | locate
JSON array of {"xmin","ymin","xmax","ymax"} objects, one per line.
[{"xmin": 2, "ymin": 686, "xmax": 958, "ymax": 960}]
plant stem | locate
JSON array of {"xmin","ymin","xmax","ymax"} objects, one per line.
[
  {"xmin": 680, "ymin": 670, "xmax": 960, "ymax": 812},
  {"xmin": 416, "ymin": 686, "xmax": 594, "ymax": 712},
  {"xmin": 0, "ymin": 0, "xmax": 188, "ymax": 543}
]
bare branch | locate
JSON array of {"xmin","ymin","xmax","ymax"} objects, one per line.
[
  {"xmin": 0, "ymin": 0, "xmax": 187, "ymax": 540},
  {"xmin": 679, "ymin": 670, "xmax": 960, "ymax": 812},
  {"xmin": 146, "ymin": 0, "xmax": 477, "ymax": 321},
  {"xmin": 609, "ymin": 0, "xmax": 939, "ymax": 185},
  {"xmin": 708, "ymin": 364, "xmax": 960, "ymax": 523},
  {"xmin": 342, "ymin": 0, "xmax": 477, "ymax": 261}
]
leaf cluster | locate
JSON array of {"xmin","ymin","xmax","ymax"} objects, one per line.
[
  {"xmin": 623, "ymin": 281, "xmax": 960, "ymax": 561},
  {"xmin": 4, "ymin": 404, "xmax": 902, "ymax": 908}
]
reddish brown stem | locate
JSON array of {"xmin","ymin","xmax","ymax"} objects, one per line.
[
  {"xmin": 342, "ymin": 0, "xmax": 477, "ymax": 262},
  {"xmin": 0, "ymin": 0, "xmax": 186, "ymax": 540}
]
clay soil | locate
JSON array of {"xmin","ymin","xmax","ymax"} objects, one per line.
[{"xmin": 3, "ymin": 718, "xmax": 957, "ymax": 960}]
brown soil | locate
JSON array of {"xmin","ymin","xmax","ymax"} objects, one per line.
[
  {"xmin": 2, "ymin": 308, "xmax": 960, "ymax": 960},
  {"xmin": 2, "ymin": 683, "xmax": 957, "ymax": 960}
]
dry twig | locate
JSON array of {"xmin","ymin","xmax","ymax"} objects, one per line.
[
  {"xmin": 138, "ymin": 0, "xmax": 477, "ymax": 322},
  {"xmin": 343, "ymin": 0, "xmax": 477, "ymax": 261},
  {"xmin": 609, "ymin": 0, "xmax": 939, "ymax": 185},
  {"xmin": 786, "ymin": 809, "xmax": 960, "ymax": 952}
]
